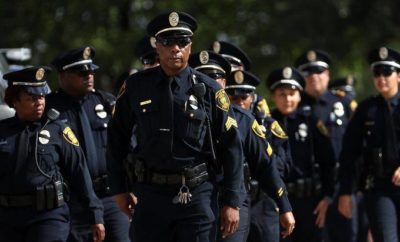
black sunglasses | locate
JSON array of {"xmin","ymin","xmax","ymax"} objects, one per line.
[
  {"xmin": 69, "ymin": 70, "xmax": 94, "ymax": 77},
  {"xmin": 156, "ymin": 37, "xmax": 192, "ymax": 48},
  {"xmin": 373, "ymin": 66, "xmax": 397, "ymax": 77}
]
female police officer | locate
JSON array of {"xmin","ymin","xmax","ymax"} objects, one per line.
[
  {"xmin": 338, "ymin": 47, "xmax": 400, "ymax": 242},
  {"xmin": 0, "ymin": 66, "xmax": 105, "ymax": 242}
]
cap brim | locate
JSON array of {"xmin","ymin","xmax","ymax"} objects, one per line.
[{"xmin": 25, "ymin": 83, "xmax": 51, "ymax": 95}]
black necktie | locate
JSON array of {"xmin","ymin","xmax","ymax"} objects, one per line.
[
  {"xmin": 15, "ymin": 126, "xmax": 30, "ymax": 174},
  {"xmin": 383, "ymin": 99, "xmax": 398, "ymax": 165},
  {"xmin": 158, "ymin": 77, "xmax": 174, "ymax": 157},
  {"xmin": 78, "ymin": 103, "xmax": 98, "ymax": 177}
]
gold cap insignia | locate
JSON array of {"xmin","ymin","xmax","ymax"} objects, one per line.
[
  {"xmin": 213, "ymin": 41, "xmax": 221, "ymax": 53},
  {"xmin": 169, "ymin": 12, "xmax": 179, "ymax": 27},
  {"xmin": 63, "ymin": 126, "xmax": 79, "ymax": 146},
  {"xmin": 234, "ymin": 71, "xmax": 244, "ymax": 84},
  {"xmin": 39, "ymin": 130, "xmax": 50, "ymax": 144},
  {"xmin": 252, "ymin": 119, "xmax": 266, "ymax": 139},
  {"xmin": 283, "ymin": 67, "xmax": 292, "ymax": 79},
  {"xmin": 379, "ymin": 47, "xmax": 388, "ymax": 60},
  {"xmin": 150, "ymin": 37, "xmax": 156, "ymax": 48},
  {"xmin": 266, "ymin": 143, "xmax": 273, "ymax": 157},
  {"xmin": 316, "ymin": 120, "xmax": 329, "ymax": 136},
  {"xmin": 95, "ymin": 104, "xmax": 107, "ymax": 119},
  {"xmin": 216, "ymin": 89, "xmax": 230, "ymax": 112},
  {"xmin": 271, "ymin": 120, "xmax": 288, "ymax": 139},
  {"xmin": 225, "ymin": 116, "xmax": 238, "ymax": 131},
  {"xmin": 307, "ymin": 50, "xmax": 317, "ymax": 62},
  {"xmin": 35, "ymin": 68, "xmax": 45, "ymax": 81},
  {"xmin": 83, "ymin": 47, "xmax": 91, "ymax": 60},
  {"xmin": 199, "ymin": 50, "xmax": 209, "ymax": 64}
]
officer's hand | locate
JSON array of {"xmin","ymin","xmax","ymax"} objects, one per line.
[
  {"xmin": 280, "ymin": 212, "xmax": 295, "ymax": 238},
  {"xmin": 338, "ymin": 195, "xmax": 352, "ymax": 219},
  {"xmin": 91, "ymin": 224, "xmax": 105, "ymax": 242},
  {"xmin": 314, "ymin": 197, "xmax": 331, "ymax": 228},
  {"xmin": 392, "ymin": 167, "xmax": 400, "ymax": 186},
  {"xmin": 220, "ymin": 205, "xmax": 240, "ymax": 238},
  {"xmin": 113, "ymin": 193, "xmax": 136, "ymax": 220}
]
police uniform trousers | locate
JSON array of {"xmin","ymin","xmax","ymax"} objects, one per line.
[
  {"xmin": 364, "ymin": 181, "xmax": 400, "ymax": 242},
  {"xmin": 281, "ymin": 195, "xmax": 324, "ymax": 242},
  {"xmin": 247, "ymin": 195, "xmax": 280, "ymax": 242},
  {"xmin": 132, "ymin": 181, "xmax": 215, "ymax": 242},
  {"xmin": 0, "ymin": 204, "xmax": 70, "ymax": 242},
  {"xmin": 216, "ymin": 195, "xmax": 250, "ymax": 242},
  {"xmin": 68, "ymin": 196, "xmax": 130, "ymax": 242}
]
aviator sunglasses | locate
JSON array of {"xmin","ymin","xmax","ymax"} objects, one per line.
[
  {"xmin": 373, "ymin": 66, "xmax": 397, "ymax": 77},
  {"xmin": 156, "ymin": 36, "xmax": 192, "ymax": 48}
]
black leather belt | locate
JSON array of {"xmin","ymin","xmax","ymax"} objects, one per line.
[{"xmin": 0, "ymin": 194, "xmax": 33, "ymax": 207}]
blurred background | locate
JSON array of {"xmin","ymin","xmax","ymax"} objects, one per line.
[{"xmin": 1, "ymin": 0, "xmax": 400, "ymax": 101}]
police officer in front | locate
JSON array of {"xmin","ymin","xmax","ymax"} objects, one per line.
[
  {"xmin": 267, "ymin": 67, "xmax": 336, "ymax": 242},
  {"xmin": 0, "ymin": 67, "xmax": 105, "ymax": 242},
  {"xmin": 47, "ymin": 46, "xmax": 130, "ymax": 242},
  {"xmin": 189, "ymin": 51, "xmax": 295, "ymax": 242},
  {"xmin": 107, "ymin": 11, "xmax": 244, "ymax": 242},
  {"xmin": 338, "ymin": 46, "xmax": 400, "ymax": 242}
]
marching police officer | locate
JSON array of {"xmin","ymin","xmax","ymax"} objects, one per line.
[
  {"xmin": 295, "ymin": 49, "xmax": 356, "ymax": 242},
  {"xmin": 47, "ymin": 46, "xmax": 130, "ymax": 242},
  {"xmin": 107, "ymin": 11, "xmax": 244, "ymax": 242},
  {"xmin": 0, "ymin": 67, "xmax": 105, "ymax": 242},
  {"xmin": 189, "ymin": 51, "xmax": 295, "ymax": 242},
  {"xmin": 338, "ymin": 46, "xmax": 400, "ymax": 242},
  {"xmin": 328, "ymin": 75, "xmax": 358, "ymax": 101},
  {"xmin": 267, "ymin": 66, "xmax": 336, "ymax": 242}
]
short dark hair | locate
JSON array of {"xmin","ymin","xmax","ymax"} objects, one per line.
[{"xmin": 4, "ymin": 86, "xmax": 24, "ymax": 108}]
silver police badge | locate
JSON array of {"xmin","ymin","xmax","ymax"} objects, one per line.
[
  {"xmin": 36, "ymin": 68, "xmax": 45, "ymax": 81},
  {"xmin": 307, "ymin": 50, "xmax": 317, "ymax": 62},
  {"xmin": 333, "ymin": 102, "xmax": 345, "ymax": 117},
  {"xmin": 95, "ymin": 104, "xmax": 107, "ymax": 119},
  {"xmin": 213, "ymin": 41, "xmax": 221, "ymax": 53},
  {"xmin": 379, "ymin": 47, "xmax": 388, "ymax": 60},
  {"xmin": 283, "ymin": 67, "xmax": 292, "ymax": 79},
  {"xmin": 234, "ymin": 71, "xmax": 244, "ymax": 84},
  {"xmin": 169, "ymin": 12, "xmax": 179, "ymax": 27},
  {"xmin": 296, "ymin": 123, "xmax": 308, "ymax": 141},
  {"xmin": 185, "ymin": 95, "xmax": 198, "ymax": 111},
  {"xmin": 39, "ymin": 130, "xmax": 50, "ymax": 144},
  {"xmin": 199, "ymin": 50, "xmax": 209, "ymax": 64}
]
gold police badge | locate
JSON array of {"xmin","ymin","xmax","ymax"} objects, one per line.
[
  {"xmin": 271, "ymin": 121, "xmax": 287, "ymax": 139},
  {"xmin": 252, "ymin": 120, "xmax": 266, "ymax": 139},
  {"xmin": 35, "ymin": 68, "xmax": 45, "ymax": 81},
  {"xmin": 212, "ymin": 41, "xmax": 221, "ymax": 53},
  {"xmin": 216, "ymin": 89, "xmax": 230, "ymax": 112},
  {"xmin": 63, "ymin": 126, "xmax": 79, "ymax": 146},
  {"xmin": 234, "ymin": 71, "xmax": 244, "ymax": 84}
]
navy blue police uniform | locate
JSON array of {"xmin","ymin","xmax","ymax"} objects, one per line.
[
  {"xmin": 107, "ymin": 12, "xmax": 244, "ymax": 242},
  {"xmin": 339, "ymin": 47, "xmax": 400, "ymax": 242},
  {"xmin": 295, "ymin": 49, "xmax": 357, "ymax": 242},
  {"xmin": 47, "ymin": 46, "xmax": 130, "ymax": 242},
  {"xmin": 0, "ymin": 67, "xmax": 103, "ymax": 242},
  {"xmin": 267, "ymin": 67, "xmax": 336, "ymax": 242}
]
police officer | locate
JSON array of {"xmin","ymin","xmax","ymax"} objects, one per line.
[
  {"xmin": 0, "ymin": 67, "xmax": 105, "ymax": 242},
  {"xmin": 328, "ymin": 75, "xmax": 358, "ymax": 101},
  {"xmin": 47, "ymin": 46, "xmax": 130, "ymax": 242},
  {"xmin": 107, "ymin": 11, "xmax": 244, "ymax": 242},
  {"xmin": 295, "ymin": 49, "xmax": 356, "ymax": 242},
  {"xmin": 338, "ymin": 46, "xmax": 400, "ymax": 242},
  {"xmin": 189, "ymin": 51, "xmax": 295, "ymax": 242},
  {"xmin": 267, "ymin": 66, "xmax": 336, "ymax": 242}
]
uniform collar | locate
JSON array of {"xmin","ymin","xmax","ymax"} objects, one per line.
[{"xmin": 160, "ymin": 65, "xmax": 191, "ymax": 88}]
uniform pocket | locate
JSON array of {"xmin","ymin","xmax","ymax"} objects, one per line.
[{"xmin": 182, "ymin": 109, "xmax": 207, "ymax": 146}]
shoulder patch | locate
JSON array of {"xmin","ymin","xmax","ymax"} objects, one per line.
[
  {"xmin": 266, "ymin": 142, "xmax": 273, "ymax": 157},
  {"xmin": 257, "ymin": 98, "xmax": 271, "ymax": 117},
  {"xmin": 216, "ymin": 89, "xmax": 230, "ymax": 112},
  {"xmin": 225, "ymin": 116, "xmax": 238, "ymax": 131},
  {"xmin": 116, "ymin": 81, "xmax": 126, "ymax": 100},
  {"xmin": 271, "ymin": 121, "xmax": 287, "ymax": 139},
  {"xmin": 252, "ymin": 119, "xmax": 266, "ymax": 139},
  {"xmin": 316, "ymin": 120, "xmax": 329, "ymax": 136},
  {"xmin": 350, "ymin": 100, "xmax": 358, "ymax": 112},
  {"xmin": 63, "ymin": 127, "xmax": 79, "ymax": 146}
]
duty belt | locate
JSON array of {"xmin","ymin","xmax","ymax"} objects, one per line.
[{"xmin": 135, "ymin": 162, "xmax": 209, "ymax": 188}]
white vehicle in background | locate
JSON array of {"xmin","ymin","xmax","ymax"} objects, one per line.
[{"xmin": 0, "ymin": 48, "xmax": 31, "ymax": 120}]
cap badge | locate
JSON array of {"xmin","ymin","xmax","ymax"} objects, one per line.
[
  {"xmin": 95, "ymin": 104, "xmax": 107, "ymax": 119},
  {"xmin": 213, "ymin": 41, "xmax": 221, "ymax": 53},
  {"xmin": 234, "ymin": 71, "xmax": 244, "ymax": 84},
  {"xmin": 379, "ymin": 47, "xmax": 388, "ymax": 60},
  {"xmin": 150, "ymin": 37, "xmax": 156, "ymax": 48},
  {"xmin": 346, "ymin": 75, "xmax": 354, "ymax": 85},
  {"xmin": 39, "ymin": 130, "xmax": 50, "ymax": 144},
  {"xmin": 283, "ymin": 67, "xmax": 292, "ymax": 79},
  {"xmin": 307, "ymin": 50, "xmax": 317, "ymax": 62},
  {"xmin": 83, "ymin": 47, "xmax": 91, "ymax": 60},
  {"xmin": 199, "ymin": 50, "xmax": 209, "ymax": 64},
  {"xmin": 35, "ymin": 68, "xmax": 45, "ymax": 81},
  {"xmin": 169, "ymin": 12, "xmax": 179, "ymax": 27}
]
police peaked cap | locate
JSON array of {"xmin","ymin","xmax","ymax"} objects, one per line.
[
  {"xmin": 225, "ymin": 70, "xmax": 260, "ymax": 96},
  {"xmin": 146, "ymin": 11, "xmax": 197, "ymax": 38},
  {"xmin": 189, "ymin": 50, "xmax": 231, "ymax": 77},
  {"xmin": 51, "ymin": 46, "xmax": 99, "ymax": 72},
  {"xmin": 328, "ymin": 75, "xmax": 356, "ymax": 89},
  {"xmin": 266, "ymin": 67, "xmax": 305, "ymax": 91},
  {"xmin": 367, "ymin": 46, "xmax": 400, "ymax": 69},
  {"xmin": 3, "ymin": 66, "xmax": 52, "ymax": 95},
  {"xmin": 295, "ymin": 49, "xmax": 331, "ymax": 72},
  {"xmin": 209, "ymin": 41, "xmax": 252, "ymax": 71}
]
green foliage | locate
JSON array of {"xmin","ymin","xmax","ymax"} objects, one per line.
[{"xmin": 1, "ymin": 0, "xmax": 400, "ymax": 99}]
